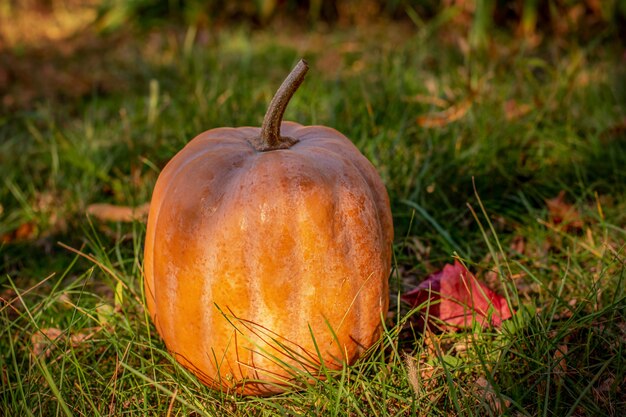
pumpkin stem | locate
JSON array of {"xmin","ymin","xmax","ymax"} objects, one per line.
[{"xmin": 258, "ymin": 59, "xmax": 308, "ymax": 151}]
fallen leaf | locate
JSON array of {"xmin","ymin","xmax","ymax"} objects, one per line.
[
  {"xmin": 618, "ymin": 321, "xmax": 626, "ymax": 344},
  {"xmin": 87, "ymin": 202, "xmax": 150, "ymax": 222},
  {"xmin": 474, "ymin": 376, "xmax": 510, "ymax": 413},
  {"xmin": 15, "ymin": 222, "xmax": 36, "ymax": 239},
  {"xmin": 31, "ymin": 327, "xmax": 101, "ymax": 359},
  {"xmin": 401, "ymin": 261, "xmax": 513, "ymax": 330},
  {"xmin": 553, "ymin": 344, "xmax": 568, "ymax": 382},
  {"xmin": 0, "ymin": 289, "xmax": 21, "ymax": 320},
  {"xmin": 545, "ymin": 191, "xmax": 583, "ymax": 231},
  {"xmin": 416, "ymin": 97, "xmax": 473, "ymax": 128},
  {"xmin": 422, "ymin": 329, "xmax": 442, "ymax": 358},
  {"xmin": 1, "ymin": 221, "xmax": 37, "ymax": 243},
  {"xmin": 32, "ymin": 328, "xmax": 63, "ymax": 357},
  {"xmin": 69, "ymin": 329, "xmax": 97, "ymax": 346},
  {"xmin": 592, "ymin": 374, "xmax": 615, "ymax": 404},
  {"xmin": 600, "ymin": 117, "xmax": 626, "ymax": 142},
  {"xmin": 504, "ymin": 99, "xmax": 532, "ymax": 120},
  {"xmin": 509, "ymin": 235, "xmax": 526, "ymax": 254}
]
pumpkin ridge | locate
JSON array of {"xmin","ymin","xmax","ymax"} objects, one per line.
[
  {"xmin": 206, "ymin": 154, "xmax": 296, "ymax": 382},
  {"xmin": 291, "ymin": 148, "xmax": 379, "ymax": 363},
  {"xmin": 243, "ymin": 154, "xmax": 308, "ymax": 374},
  {"xmin": 319, "ymin": 143, "xmax": 391, "ymax": 264},
  {"xmin": 290, "ymin": 142, "xmax": 387, "ymax": 250},
  {"xmin": 230, "ymin": 150, "xmax": 368, "ymax": 373},
  {"xmin": 199, "ymin": 155, "xmax": 269, "ymax": 381},
  {"xmin": 269, "ymin": 144, "xmax": 385, "ymax": 363},
  {"xmin": 336, "ymin": 182, "xmax": 381, "ymax": 357},
  {"xmin": 144, "ymin": 148, "xmax": 222, "ymax": 331},
  {"xmin": 290, "ymin": 154, "xmax": 339, "ymax": 365},
  {"xmin": 151, "ymin": 150, "xmax": 258, "ymax": 362}
]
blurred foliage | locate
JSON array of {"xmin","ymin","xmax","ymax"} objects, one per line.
[
  {"xmin": 2, "ymin": 0, "xmax": 623, "ymax": 43},
  {"xmin": 83, "ymin": 0, "xmax": 626, "ymax": 38},
  {"xmin": 1, "ymin": 0, "xmax": 624, "ymax": 113}
]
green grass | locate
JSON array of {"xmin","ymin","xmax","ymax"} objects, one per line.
[{"xmin": 1, "ymin": 14, "xmax": 626, "ymax": 416}]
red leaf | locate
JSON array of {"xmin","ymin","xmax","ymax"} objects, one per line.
[{"xmin": 401, "ymin": 261, "xmax": 513, "ymax": 330}]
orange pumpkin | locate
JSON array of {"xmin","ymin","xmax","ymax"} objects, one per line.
[{"xmin": 144, "ymin": 60, "xmax": 393, "ymax": 395}]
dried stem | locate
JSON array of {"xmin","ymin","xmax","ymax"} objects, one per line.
[{"xmin": 257, "ymin": 59, "xmax": 308, "ymax": 151}]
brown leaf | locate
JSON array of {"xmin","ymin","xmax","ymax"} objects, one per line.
[
  {"xmin": 422, "ymin": 329, "xmax": 441, "ymax": 358},
  {"xmin": 401, "ymin": 261, "xmax": 513, "ymax": 331},
  {"xmin": 417, "ymin": 98, "xmax": 473, "ymax": 128},
  {"xmin": 600, "ymin": 117, "xmax": 626, "ymax": 142},
  {"xmin": 1, "ymin": 221, "xmax": 37, "ymax": 243},
  {"xmin": 69, "ymin": 330, "xmax": 96, "ymax": 346},
  {"xmin": 509, "ymin": 235, "xmax": 526, "ymax": 254},
  {"xmin": 87, "ymin": 202, "xmax": 150, "ymax": 222},
  {"xmin": 553, "ymin": 344, "xmax": 568, "ymax": 381},
  {"xmin": 504, "ymin": 99, "xmax": 532, "ymax": 120},
  {"xmin": 31, "ymin": 327, "xmax": 100, "ymax": 359},
  {"xmin": 592, "ymin": 374, "xmax": 615, "ymax": 404},
  {"xmin": 15, "ymin": 222, "xmax": 36, "ymax": 239},
  {"xmin": 474, "ymin": 376, "xmax": 510, "ymax": 413},
  {"xmin": 546, "ymin": 191, "xmax": 583, "ymax": 230},
  {"xmin": 32, "ymin": 328, "xmax": 63, "ymax": 357},
  {"xmin": 0, "ymin": 288, "xmax": 23, "ymax": 320}
]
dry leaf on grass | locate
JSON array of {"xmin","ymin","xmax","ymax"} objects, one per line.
[
  {"xmin": 401, "ymin": 260, "xmax": 513, "ymax": 331},
  {"xmin": 422, "ymin": 329, "xmax": 442, "ymax": 358},
  {"xmin": 31, "ymin": 328, "xmax": 63, "ymax": 357},
  {"xmin": 1, "ymin": 221, "xmax": 37, "ymax": 243},
  {"xmin": 600, "ymin": 117, "xmax": 626, "ymax": 141},
  {"xmin": 0, "ymin": 288, "xmax": 20, "ymax": 319},
  {"xmin": 553, "ymin": 344, "xmax": 569, "ymax": 382},
  {"xmin": 474, "ymin": 376, "xmax": 511, "ymax": 413},
  {"xmin": 504, "ymin": 99, "xmax": 532, "ymax": 120},
  {"xmin": 416, "ymin": 97, "xmax": 473, "ymax": 128},
  {"xmin": 87, "ymin": 202, "xmax": 150, "ymax": 222},
  {"xmin": 32, "ymin": 327, "xmax": 101, "ymax": 358},
  {"xmin": 509, "ymin": 235, "xmax": 526, "ymax": 254},
  {"xmin": 545, "ymin": 191, "xmax": 583, "ymax": 231},
  {"xmin": 592, "ymin": 375, "xmax": 616, "ymax": 405}
]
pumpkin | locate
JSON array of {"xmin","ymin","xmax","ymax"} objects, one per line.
[{"xmin": 144, "ymin": 59, "xmax": 393, "ymax": 395}]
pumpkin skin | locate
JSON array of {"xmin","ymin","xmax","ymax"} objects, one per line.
[{"xmin": 144, "ymin": 63, "xmax": 393, "ymax": 396}]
